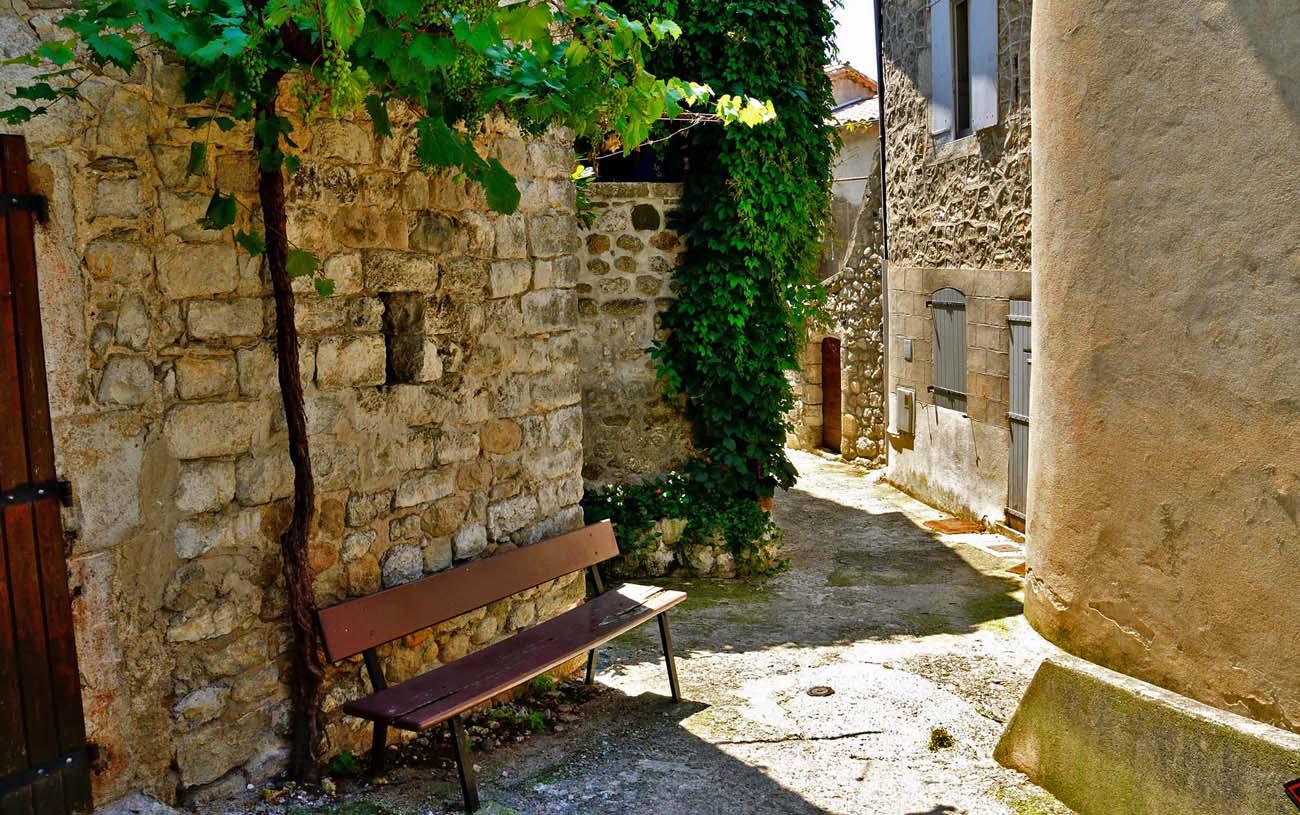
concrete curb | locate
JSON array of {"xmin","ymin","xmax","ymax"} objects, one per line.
[{"xmin": 996, "ymin": 653, "xmax": 1300, "ymax": 815}]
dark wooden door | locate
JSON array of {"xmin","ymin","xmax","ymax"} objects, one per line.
[
  {"xmin": 821, "ymin": 338, "xmax": 842, "ymax": 453},
  {"xmin": 0, "ymin": 136, "xmax": 93, "ymax": 815}
]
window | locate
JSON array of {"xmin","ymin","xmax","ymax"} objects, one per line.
[
  {"xmin": 931, "ymin": 0, "xmax": 998, "ymax": 143},
  {"xmin": 929, "ymin": 288, "xmax": 968, "ymax": 413}
]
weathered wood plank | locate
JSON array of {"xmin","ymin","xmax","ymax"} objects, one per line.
[
  {"xmin": 343, "ymin": 583, "xmax": 686, "ymax": 730},
  {"xmin": 318, "ymin": 521, "xmax": 620, "ymax": 661}
]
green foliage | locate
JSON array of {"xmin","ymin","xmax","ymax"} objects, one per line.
[
  {"xmin": 583, "ymin": 472, "xmax": 785, "ymax": 576},
  {"xmin": 528, "ymin": 674, "xmax": 558, "ymax": 696},
  {"xmin": 327, "ymin": 750, "xmax": 361, "ymax": 776},
  {"xmin": 487, "ymin": 703, "xmax": 546, "ymax": 734},
  {"xmin": 593, "ymin": 0, "xmax": 837, "ymax": 571},
  {"xmin": 1, "ymin": 0, "xmax": 773, "ymax": 292}
]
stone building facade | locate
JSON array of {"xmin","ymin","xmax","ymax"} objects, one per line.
[
  {"xmin": 575, "ymin": 183, "xmax": 691, "ymax": 488},
  {"xmin": 1, "ymin": 3, "xmax": 585, "ymax": 805},
  {"xmin": 786, "ymin": 67, "xmax": 888, "ymax": 466},
  {"xmin": 879, "ymin": 0, "xmax": 1032, "ymax": 526}
]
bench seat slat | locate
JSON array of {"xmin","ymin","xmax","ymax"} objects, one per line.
[{"xmin": 342, "ymin": 583, "xmax": 686, "ymax": 731}]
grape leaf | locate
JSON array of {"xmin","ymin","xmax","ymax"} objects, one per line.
[
  {"xmin": 199, "ymin": 189, "xmax": 236, "ymax": 230},
  {"xmin": 364, "ymin": 95, "xmax": 392, "ymax": 138},
  {"xmin": 481, "ymin": 159, "xmax": 521, "ymax": 214},
  {"xmin": 286, "ymin": 249, "xmax": 319, "ymax": 278},
  {"xmin": 410, "ymin": 34, "xmax": 456, "ymax": 69},
  {"xmin": 235, "ymin": 229, "xmax": 264, "ymax": 256},
  {"xmin": 324, "ymin": 0, "xmax": 365, "ymax": 49},
  {"xmin": 186, "ymin": 142, "xmax": 207, "ymax": 177}
]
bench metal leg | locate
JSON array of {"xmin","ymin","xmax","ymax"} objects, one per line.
[
  {"xmin": 450, "ymin": 715, "xmax": 479, "ymax": 813},
  {"xmin": 370, "ymin": 722, "xmax": 388, "ymax": 777},
  {"xmin": 657, "ymin": 612, "xmax": 682, "ymax": 703},
  {"xmin": 585, "ymin": 648, "xmax": 597, "ymax": 684}
]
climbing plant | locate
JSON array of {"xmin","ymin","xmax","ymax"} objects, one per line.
[
  {"xmin": 584, "ymin": 0, "xmax": 838, "ymax": 573},
  {"xmin": 2, "ymin": 0, "xmax": 773, "ymax": 779}
]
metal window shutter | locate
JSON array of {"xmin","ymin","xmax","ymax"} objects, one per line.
[
  {"xmin": 969, "ymin": 0, "xmax": 999, "ymax": 131},
  {"xmin": 930, "ymin": 288, "xmax": 968, "ymax": 412},
  {"xmin": 930, "ymin": 0, "xmax": 955, "ymax": 138}
]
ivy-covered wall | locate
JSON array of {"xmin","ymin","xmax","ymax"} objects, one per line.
[{"xmin": 586, "ymin": 0, "xmax": 838, "ymax": 576}]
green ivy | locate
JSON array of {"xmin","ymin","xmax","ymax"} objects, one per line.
[{"xmin": 595, "ymin": 0, "xmax": 837, "ymax": 573}]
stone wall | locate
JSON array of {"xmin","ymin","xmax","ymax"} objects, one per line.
[
  {"xmin": 576, "ymin": 182, "xmax": 690, "ymax": 487},
  {"xmin": 1, "ymin": 3, "xmax": 585, "ymax": 805},
  {"xmin": 787, "ymin": 132, "xmax": 888, "ymax": 466},
  {"xmin": 879, "ymin": 0, "xmax": 1032, "ymax": 523}
]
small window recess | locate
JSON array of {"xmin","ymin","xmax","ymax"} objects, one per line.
[{"xmin": 953, "ymin": 0, "xmax": 973, "ymax": 138}]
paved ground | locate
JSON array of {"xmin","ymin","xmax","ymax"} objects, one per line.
[{"xmin": 212, "ymin": 450, "xmax": 1072, "ymax": 815}]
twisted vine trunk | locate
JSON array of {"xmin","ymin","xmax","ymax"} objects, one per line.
[{"xmin": 255, "ymin": 92, "xmax": 324, "ymax": 781}]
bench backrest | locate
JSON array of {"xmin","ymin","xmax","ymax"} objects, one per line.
[{"xmin": 317, "ymin": 520, "xmax": 619, "ymax": 662}]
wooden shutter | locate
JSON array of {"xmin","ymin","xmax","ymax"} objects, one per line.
[
  {"xmin": 0, "ymin": 136, "xmax": 93, "ymax": 815},
  {"xmin": 930, "ymin": 0, "xmax": 954, "ymax": 138},
  {"xmin": 969, "ymin": 0, "xmax": 999, "ymax": 131},
  {"xmin": 930, "ymin": 288, "xmax": 968, "ymax": 413}
]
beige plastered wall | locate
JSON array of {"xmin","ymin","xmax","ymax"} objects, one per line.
[{"xmin": 1027, "ymin": 0, "xmax": 1300, "ymax": 733}]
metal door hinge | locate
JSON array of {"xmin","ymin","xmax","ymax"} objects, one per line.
[
  {"xmin": 0, "ymin": 479, "xmax": 72, "ymax": 508},
  {"xmin": 0, "ymin": 193, "xmax": 49, "ymax": 223},
  {"xmin": 0, "ymin": 747, "xmax": 89, "ymax": 798}
]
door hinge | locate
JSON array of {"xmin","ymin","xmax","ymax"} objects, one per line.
[
  {"xmin": 0, "ymin": 747, "xmax": 89, "ymax": 798},
  {"xmin": 0, "ymin": 193, "xmax": 49, "ymax": 223},
  {"xmin": 0, "ymin": 479, "xmax": 72, "ymax": 508}
]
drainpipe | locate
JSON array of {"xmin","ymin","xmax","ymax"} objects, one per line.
[{"xmin": 872, "ymin": 0, "xmax": 892, "ymax": 451}]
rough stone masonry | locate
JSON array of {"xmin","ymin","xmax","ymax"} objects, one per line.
[{"xmin": 1, "ymin": 1, "xmax": 587, "ymax": 805}]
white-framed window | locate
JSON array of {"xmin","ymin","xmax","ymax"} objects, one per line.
[{"xmin": 931, "ymin": 0, "xmax": 999, "ymax": 143}]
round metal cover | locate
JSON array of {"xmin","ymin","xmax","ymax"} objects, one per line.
[{"xmin": 807, "ymin": 686, "xmax": 835, "ymax": 697}]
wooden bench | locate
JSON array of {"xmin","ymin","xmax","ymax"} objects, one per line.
[{"xmin": 317, "ymin": 520, "xmax": 687, "ymax": 812}]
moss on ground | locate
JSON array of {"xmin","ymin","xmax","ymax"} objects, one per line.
[
  {"xmin": 993, "ymin": 783, "xmax": 1074, "ymax": 815},
  {"xmin": 903, "ymin": 611, "xmax": 951, "ymax": 636}
]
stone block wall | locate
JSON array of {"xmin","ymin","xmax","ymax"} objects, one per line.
[
  {"xmin": 576, "ymin": 182, "xmax": 691, "ymax": 487},
  {"xmin": 2, "ymin": 4, "xmax": 585, "ymax": 805},
  {"xmin": 879, "ymin": 0, "xmax": 1032, "ymax": 523}
]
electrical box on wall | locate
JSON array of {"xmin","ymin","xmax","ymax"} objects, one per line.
[{"xmin": 888, "ymin": 386, "xmax": 916, "ymax": 436}]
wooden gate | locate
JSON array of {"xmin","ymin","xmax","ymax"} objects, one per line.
[
  {"xmin": 0, "ymin": 136, "xmax": 94, "ymax": 815},
  {"xmin": 1005, "ymin": 300, "xmax": 1032, "ymax": 532},
  {"xmin": 821, "ymin": 338, "xmax": 842, "ymax": 453}
]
